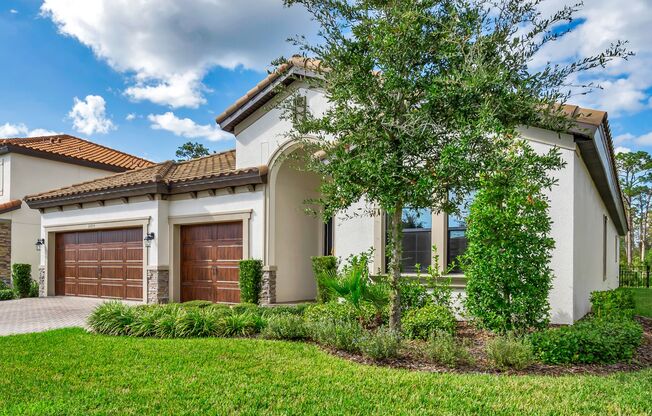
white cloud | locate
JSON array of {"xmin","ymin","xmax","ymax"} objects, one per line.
[
  {"xmin": 68, "ymin": 95, "xmax": 115, "ymax": 135},
  {"xmin": 0, "ymin": 123, "xmax": 60, "ymax": 138},
  {"xmin": 148, "ymin": 112, "xmax": 232, "ymax": 142},
  {"xmin": 41, "ymin": 0, "xmax": 316, "ymax": 108},
  {"xmin": 532, "ymin": 0, "xmax": 652, "ymax": 117},
  {"xmin": 9, "ymin": 9, "xmax": 18, "ymax": 14},
  {"xmin": 125, "ymin": 113, "xmax": 136, "ymax": 121},
  {"xmin": 615, "ymin": 146, "xmax": 631, "ymax": 154},
  {"xmin": 612, "ymin": 131, "xmax": 652, "ymax": 147}
]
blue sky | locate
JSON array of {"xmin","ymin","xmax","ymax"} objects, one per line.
[{"xmin": 0, "ymin": 0, "xmax": 650, "ymax": 162}]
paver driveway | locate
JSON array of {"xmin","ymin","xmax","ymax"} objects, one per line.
[{"xmin": 0, "ymin": 297, "xmax": 140, "ymax": 336}]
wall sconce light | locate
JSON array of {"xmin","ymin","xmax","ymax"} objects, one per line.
[
  {"xmin": 35, "ymin": 238, "xmax": 45, "ymax": 252},
  {"xmin": 144, "ymin": 232, "xmax": 155, "ymax": 248}
]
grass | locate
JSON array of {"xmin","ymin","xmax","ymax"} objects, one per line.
[
  {"xmin": 621, "ymin": 288, "xmax": 652, "ymax": 318},
  {"xmin": 0, "ymin": 329, "xmax": 650, "ymax": 415}
]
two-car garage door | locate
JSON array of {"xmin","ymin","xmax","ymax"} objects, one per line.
[
  {"xmin": 54, "ymin": 222, "xmax": 243, "ymax": 302},
  {"xmin": 55, "ymin": 228, "xmax": 143, "ymax": 300}
]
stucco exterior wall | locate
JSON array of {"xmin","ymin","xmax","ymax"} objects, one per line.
[
  {"xmin": 1, "ymin": 153, "xmax": 121, "ymax": 280},
  {"xmin": 334, "ymin": 198, "xmax": 376, "ymax": 267},
  {"xmin": 573, "ymin": 152, "xmax": 619, "ymax": 320},
  {"xmin": 234, "ymin": 85, "xmax": 329, "ymax": 170}
]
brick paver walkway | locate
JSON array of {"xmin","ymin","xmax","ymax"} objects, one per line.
[{"xmin": 0, "ymin": 297, "xmax": 140, "ymax": 336}]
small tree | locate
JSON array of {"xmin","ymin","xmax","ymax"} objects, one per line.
[
  {"xmin": 175, "ymin": 141, "xmax": 211, "ymax": 161},
  {"xmin": 283, "ymin": 0, "xmax": 630, "ymax": 331},
  {"xmin": 12, "ymin": 264, "xmax": 32, "ymax": 299},
  {"xmin": 462, "ymin": 141, "xmax": 564, "ymax": 334}
]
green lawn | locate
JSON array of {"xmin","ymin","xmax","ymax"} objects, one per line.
[
  {"xmin": 622, "ymin": 288, "xmax": 652, "ymax": 318},
  {"xmin": 0, "ymin": 329, "xmax": 650, "ymax": 415}
]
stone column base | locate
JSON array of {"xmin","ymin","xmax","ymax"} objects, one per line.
[
  {"xmin": 147, "ymin": 266, "xmax": 170, "ymax": 304},
  {"xmin": 38, "ymin": 266, "xmax": 47, "ymax": 297},
  {"xmin": 260, "ymin": 265, "xmax": 277, "ymax": 305}
]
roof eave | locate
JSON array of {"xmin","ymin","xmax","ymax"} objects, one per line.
[{"xmin": 0, "ymin": 145, "xmax": 130, "ymax": 173}]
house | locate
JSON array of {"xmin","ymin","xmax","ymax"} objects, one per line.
[
  {"xmin": 24, "ymin": 58, "xmax": 626, "ymax": 324},
  {"xmin": 0, "ymin": 135, "xmax": 152, "ymax": 286}
]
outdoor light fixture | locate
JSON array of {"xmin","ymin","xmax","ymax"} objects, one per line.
[
  {"xmin": 35, "ymin": 238, "xmax": 45, "ymax": 252},
  {"xmin": 144, "ymin": 232, "xmax": 155, "ymax": 248}
]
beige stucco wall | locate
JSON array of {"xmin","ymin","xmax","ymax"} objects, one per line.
[{"xmin": 0, "ymin": 153, "xmax": 118, "ymax": 280}]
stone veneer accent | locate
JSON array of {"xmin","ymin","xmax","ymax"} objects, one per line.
[
  {"xmin": 38, "ymin": 266, "xmax": 47, "ymax": 297},
  {"xmin": 260, "ymin": 265, "xmax": 277, "ymax": 305},
  {"xmin": 0, "ymin": 220, "xmax": 10, "ymax": 286},
  {"xmin": 147, "ymin": 267, "xmax": 170, "ymax": 304}
]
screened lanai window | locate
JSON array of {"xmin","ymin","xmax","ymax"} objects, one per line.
[
  {"xmin": 447, "ymin": 193, "xmax": 475, "ymax": 273},
  {"xmin": 399, "ymin": 208, "xmax": 432, "ymax": 273}
]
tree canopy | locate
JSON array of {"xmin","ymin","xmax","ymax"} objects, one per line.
[{"xmin": 175, "ymin": 141, "xmax": 212, "ymax": 161}]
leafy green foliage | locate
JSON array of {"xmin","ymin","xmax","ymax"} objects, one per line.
[
  {"xmin": 231, "ymin": 302, "xmax": 262, "ymax": 316},
  {"xmin": 486, "ymin": 335, "xmax": 534, "ymax": 370},
  {"xmin": 28, "ymin": 281, "xmax": 39, "ymax": 298},
  {"xmin": 222, "ymin": 312, "xmax": 265, "ymax": 337},
  {"xmin": 261, "ymin": 314, "xmax": 308, "ymax": 340},
  {"xmin": 358, "ymin": 327, "xmax": 402, "ymax": 361},
  {"xmin": 87, "ymin": 301, "xmax": 138, "ymax": 336},
  {"xmin": 590, "ymin": 289, "xmax": 635, "ymax": 318},
  {"xmin": 425, "ymin": 330, "xmax": 473, "ymax": 368},
  {"xmin": 175, "ymin": 308, "xmax": 223, "ymax": 338},
  {"xmin": 463, "ymin": 142, "xmax": 564, "ymax": 333},
  {"xmin": 12, "ymin": 264, "xmax": 31, "ymax": 298},
  {"xmin": 311, "ymin": 255, "xmax": 338, "ymax": 303},
  {"xmin": 321, "ymin": 253, "xmax": 389, "ymax": 324},
  {"xmin": 530, "ymin": 317, "xmax": 643, "ymax": 364},
  {"xmin": 261, "ymin": 304, "xmax": 309, "ymax": 317},
  {"xmin": 306, "ymin": 319, "xmax": 363, "ymax": 353},
  {"xmin": 398, "ymin": 278, "xmax": 430, "ymax": 312},
  {"xmin": 402, "ymin": 304, "xmax": 456, "ymax": 340},
  {"xmin": 180, "ymin": 300, "xmax": 215, "ymax": 309},
  {"xmin": 0, "ymin": 289, "xmax": 15, "ymax": 301},
  {"xmin": 238, "ymin": 260, "xmax": 263, "ymax": 305},
  {"xmin": 304, "ymin": 301, "xmax": 386, "ymax": 328},
  {"xmin": 282, "ymin": 0, "xmax": 630, "ymax": 331},
  {"xmin": 175, "ymin": 141, "xmax": 211, "ymax": 161}
]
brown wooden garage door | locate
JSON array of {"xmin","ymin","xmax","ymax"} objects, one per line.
[
  {"xmin": 181, "ymin": 222, "xmax": 243, "ymax": 303},
  {"xmin": 55, "ymin": 228, "xmax": 143, "ymax": 300}
]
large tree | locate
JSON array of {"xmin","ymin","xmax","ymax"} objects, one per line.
[
  {"xmin": 283, "ymin": 0, "xmax": 629, "ymax": 330},
  {"xmin": 616, "ymin": 151, "xmax": 652, "ymax": 264},
  {"xmin": 175, "ymin": 141, "xmax": 212, "ymax": 161}
]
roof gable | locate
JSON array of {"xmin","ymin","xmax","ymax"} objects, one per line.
[{"xmin": 0, "ymin": 134, "xmax": 153, "ymax": 172}]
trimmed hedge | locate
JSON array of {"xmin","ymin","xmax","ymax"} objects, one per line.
[
  {"xmin": 530, "ymin": 316, "xmax": 643, "ymax": 364},
  {"xmin": 590, "ymin": 289, "xmax": 635, "ymax": 318},
  {"xmin": 12, "ymin": 264, "xmax": 31, "ymax": 298},
  {"xmin": 311, "ymin": 256, "xmax": 338, "ymax": 303},
  {"xmin": 239, "ymin": 259, "xmax": 263, "ymax": 304}
]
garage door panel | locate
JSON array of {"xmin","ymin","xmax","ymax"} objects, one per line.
[
  {"xmin": 55, "ymin": 228, "xmax": 143, "ymax": 300},
  {"xmin": 181, "ymin": 222, "xmax": 243, "ymax": 303}
]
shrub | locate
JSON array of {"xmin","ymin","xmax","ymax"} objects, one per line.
[
  {"xmin": 402, "ymin": 304, "xmax": 456, "ymax": 340},
  {"xmin": 311, "ymin": 255, "xmax": 338, "ymax": 303},
  {"xmin": 153, "ymin": 305, "xmax": 184, "ymax": 338},
  {"xmin": 307, "ymin": 319, "xmax": 363, "ymax": 353},
  {"xmin": 87, "ymin": 301, "xmax": 138, "ymax": 336},
  {"xmin": 28, "ymin": 281, "xmax": 39, "ymax": 298},
  {"xmin": 223, "ymin": 312, "xmax": 265, "ymax": 337},
  {"xmin": 486, "ymin": 335, "xmax": 533, "ymax": 370},
  {"xmin": 181, "ymin": 300, "xmax": 215, "ymax": 309},
  {"xmin": 425, "ymin": 331, "xmax": 473, "ymax": 367},
  {"xmin": 0, "ymin": 280, "xmax": 9, "ymax": 290},
  {"xmin": 358, "ymin": 327, "xmax": 401, "ymax": 361},
  {"xmin": 231, "ymin": 302, "xmax": 262, "ymax": 316},
  {"xmin": 129, "ymin": 306, "xmax": 170, "ymax": 337},
  {"xmin": 590, "ymin": 289, "xmax": 635, "ymax": 318},
  {"xmin": 0, "ymin": 289, "xmax": 15, "ymax": 301},
  {"xmin": 175, "ymin": 307, "xmax": 222, "ymax": 338},
  {"xmin": 304, "ymin": 301, "xmax": 385, "ymax": 327},
  {"xmin": 239, "ymin": 259, "xmax": 263, "ymax": 304},
  {"xmin": 463, "ymin": 143, "xmax": 562, "ymax": 334},
  {"xmin": 261, "ymin": 304, "xmax": 309, "ymax": 317},
  {"xmin": 12, "ymin": 264, "xmax": 31, "ymax": 298},
  {"xmin": 261, "ymin": 314, "xmax": 308, "ymax": 340},
  {"xmin": 399, "ymin": 278, "xmax": 430, "ymax": 312},
  {"xmin": 530, "ymin": 317, "xmax": 643, "ymax": 364}
]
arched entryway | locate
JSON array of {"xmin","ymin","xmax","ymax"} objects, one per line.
[{"xmin": 266, "ymin": 144, "xmax": 323, "ymax": 303}]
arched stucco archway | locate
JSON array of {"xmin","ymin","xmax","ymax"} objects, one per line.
[{"xmin": 266, "ymin": 144, "xmax": 323, "ymax": 303}]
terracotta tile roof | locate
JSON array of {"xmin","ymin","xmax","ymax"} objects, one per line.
[
  {"xmin": 0, "ymin": 135, "xmax": 153, "ymax": 171},
  {"xmin": 24, "ymin": 150, "xmax": 266, "ymax": 206},
  {"xmin": 215, "ymin": 56, "xmax": 324, "ymax": 127},
  {"xmin": 0, "ymin": 199, "xmax": 21, "ymax": 215}
]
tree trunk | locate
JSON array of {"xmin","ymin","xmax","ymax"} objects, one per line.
[
  {"xmin": 627, "ymin": 212, "xmax": 634, "ymax": 264},
  {"xmin": 388, "ymin": 202, "xmax": 404, "ymax": 332}
]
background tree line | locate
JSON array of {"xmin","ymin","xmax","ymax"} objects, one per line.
[{"xmin": 617, "ymin": 151, "xmax": 652, "ymax": 265}]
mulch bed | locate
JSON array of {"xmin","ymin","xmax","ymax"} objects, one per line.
[{"xmin": 324, "ymin": 316, "xmax": 652, "ymax": 376}]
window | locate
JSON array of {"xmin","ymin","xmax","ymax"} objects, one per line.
[
  {"xmin": 446, "ymin": 192, "xmax": 474, "ymax": 273},
  {"xmin": 324, "ymin": 217, "xmax": 334, "ymax": 256},
  {"xmin": 386, "ymin": 208, "xmax": 432, "ymax": 273},
  {"xmin": 603, "ymin": 215, "xmax": 608, "ymax": 281}
]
